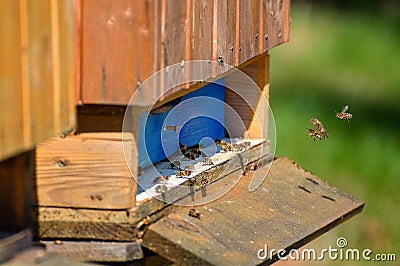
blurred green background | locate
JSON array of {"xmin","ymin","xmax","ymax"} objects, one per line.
[{"xmin": 270, "ymin": 0, "xmax": 400, "ymax": 264}]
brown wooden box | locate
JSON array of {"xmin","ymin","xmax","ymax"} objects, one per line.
[{"xmin": 29, "ymin": 1, "xmax": 364, "ymax": 264}]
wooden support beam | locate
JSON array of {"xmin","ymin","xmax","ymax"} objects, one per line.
[{"xmin": 142, "ymin": 157, "xmax": 364, "ymax": 265}]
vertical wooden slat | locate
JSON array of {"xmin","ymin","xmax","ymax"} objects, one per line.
[
  {"xmin": 81, "ymin": 0, "xmax": 152, "ymax": 104},
  {"xmin": 238, "ymin": 0, "xmax": 259, "ymax": 65},
  {"xmin": 192, "ymin": 0, "xmax": 213, "ymax": 61},
  {"xmin": 53, "ymin": 0, "xmax": 75, "ymax": 132},
  {"xmin": 26, "ymin": 0, "xmax": 55, "ymax": 144},
  {"xmin": 262, "ymin": 0, "xmax": 290, "ymax": 51},
  {"xmin": 158, "ymin": 0, "xmax": 188, "ymax": 101},
  {"xmin": 50, "ymin": 0, "xmax": 61, "ymax": 134},
  {"xmin": 0, "ymin": 0, "xmax": 24, "ymax": 161},
  {"xmin": 19, "ymin": 0, "xmax": 31, "ymax": 151},
  {"xmin": 234, "ymin": 0, "xmax": 240, "ymax": 66},
  {"xmin": 215, "ymin": 0, "xmax": 236, "ymax": 68}
]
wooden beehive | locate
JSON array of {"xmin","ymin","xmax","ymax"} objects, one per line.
[
  {"xmin": 35, "ymin": 0, "xmax": 290, "ymax": 210},
  {"xmin": 31, "ymin": 0, "xmax": 364, "ymax": 264}
]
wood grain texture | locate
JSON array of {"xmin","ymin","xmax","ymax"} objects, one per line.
[
  {"xmin": 142, "ymin": 157, "xmax": 364, "ymax": 265},
  {"xmin": 36, "ymin": 133, "xmax": 136, "ymax": 209},
  {"xmin": 42, "ymin": 240, "xmax": 143, "ymax": 262},
  {"xmin": 80, "ymin": 0, "xmax": 153, "ymax": 104},
  {"xmin": 238, "ymin": 0, "xmax": 259, "ymax": 65},
  {"xmin": 0, "ymin": 0, "xmax": 24, "ymax": 160},
  {"xmin": 78, "ymin": 0, "xmax": 290, "ymax": 106},
  {"xmin": 0, "ymin": 0, "xmax": 75, "ymax": 162},
  {"xmin": 225, "ymin": 54, "xmax": 269, "ymax": 139}
]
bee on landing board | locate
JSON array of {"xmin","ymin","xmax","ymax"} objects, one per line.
[
  {"xmin": 336, "ymin": 105, "xmax": 353, "ymax": 122},
  {"xmin": 188, "ymin": 208, "xmax": 200, "ymax": 219}
]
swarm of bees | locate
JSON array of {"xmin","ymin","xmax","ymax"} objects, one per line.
[{"xmin": 307, "ymin": 105, "xmax": 353, "ymax": 142}]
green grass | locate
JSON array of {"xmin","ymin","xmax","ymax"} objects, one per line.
[{"xmin": 270, "ymin": 3, "xmax": 400, "ymax": 263}]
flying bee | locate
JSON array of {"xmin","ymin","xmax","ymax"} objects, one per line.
[
  {"xmin": 307, "ymin": 128, "xmax": 323, "ymax": 142},
  {"xmin": 310, "ymin": 118, "xmax": 329, "ymax": 139},
  {"xmin": 188, "ymin": 208, "xmax": 200, "ymax": 219},
  {"xmin": 153, "ymin": 175, "xmax": 169, "ymax": 184},
  {"xmin": 310, "ymin": 118, "xmax": 324, "ymax": 131},
  {"xmin": 336, "ymin": 105, "xmax": 353, "ymax": 122},
  {"xmin": 169, "ymin": 160, "xmax": 181, "ymax": 170}
]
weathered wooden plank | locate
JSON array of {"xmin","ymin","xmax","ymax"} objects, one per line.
[
  {"xmin": 157, "ymin": 0, "xmax": 190, "ymax": 102},
  {"xmin": 263, "ymin": 0, "xmax": 290, "ymax": 51},
  {"xmin": 0, "ymin": 0, "xmax": 75, "ymax": 162},
  {"xmin": 26, "ymin": 0, "xmax": 54, "ymax": 144},
  {"xmin": 51, "ymin": 0, "xmax": 76, "ymax": 134},
  {"xmin": 42, "ymin": 240, "xmax": 143, "ymax": 262},
  {"xmin": 192, "ymin": 0, "xmax": 213, "ymax": 62},
  {"xmin": 142, "ymin": 157, "xmax": 364, "ymax": 265},
  {"xmin": 36, "ymin": 133, "xmax": 136, "ymax": 209},
  {"xmin": 215, "ymin": 0, "xmax": 236, "ymax": 68},
  {"xmin": 0, "ymin": 0, "xmax": 24, "ymax": 161},
  {"xmin": 81, "ymin": 0, "xmax": 152, "ymax": 104},
  {"xmin": 238, "ymin": 0, "xmax": 260, "ymax": 65}
]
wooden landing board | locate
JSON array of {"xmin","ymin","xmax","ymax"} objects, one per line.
[
  {"xmin": 42, "ymin": 240, "xmax": 143, "ymax": 262},
  {"xmin": 142, "ymin": 157, "xmax": 364, "ymax": 265}
]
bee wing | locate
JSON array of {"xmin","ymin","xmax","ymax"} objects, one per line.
[{"xmin": 341, "ymin": 105, "xmax": 349, "ymax": 112}]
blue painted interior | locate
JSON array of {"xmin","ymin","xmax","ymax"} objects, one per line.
[{"xmin": 138, "ymin": 79, "xmax": 225, "ymax": 168}]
